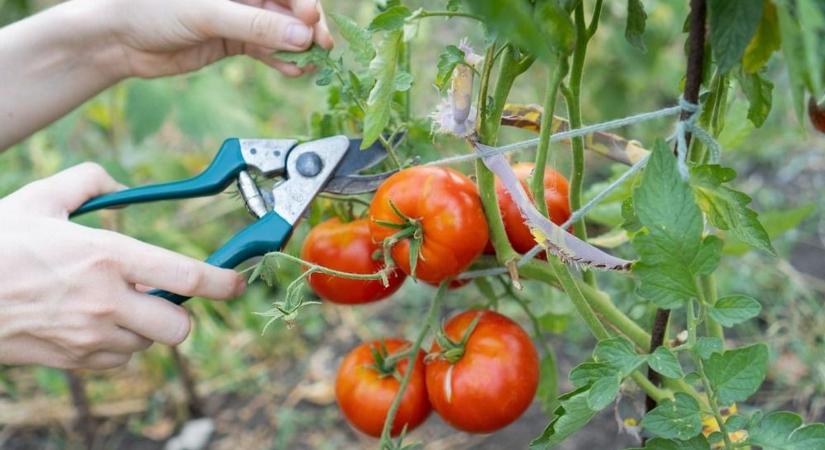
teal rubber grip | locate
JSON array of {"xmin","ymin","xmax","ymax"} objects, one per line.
[
  {"xmin": 149, "ymin": 211, "xmax": 293, "ymax": 305},
  {"xmin": 70, "ymin": 139, "xmax": 246, "ymax": 217}
]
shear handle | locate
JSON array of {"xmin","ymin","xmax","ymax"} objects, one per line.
[{"xmin": 71, "ymin": 139, "xmax": 247, "ymax": 217}]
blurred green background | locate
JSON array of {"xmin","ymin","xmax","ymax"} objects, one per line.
[{"xmin": 1, "ymin": 1, "xmax": 823, "ymax": 449}]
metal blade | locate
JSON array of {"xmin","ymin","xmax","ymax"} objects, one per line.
[
  {"xmin": 332, "ymin": 139, "xmax": 389, "ymax": 178},
  {"xmin": 324, "ymin": 171, "xmax": 397, "ymax": 195}
]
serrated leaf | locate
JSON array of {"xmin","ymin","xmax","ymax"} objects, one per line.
[
  {"xmin": 691, "ymin": 164, "xmax": 775, "ymax": 255},
  {"xmin": 709, "ymin": 295, "xmax": 761, "ymax": 327},
  {"xmin": 709, "ymin": 0, "xmax": 765, "ymax": 74},
  {"xmin": 694, "ymin": 337, "xmax": 724, "ymax": 360},
  {"xmin": 749, "ymin": 411, "xmax": 825, "ymax": 450},
  {"xmin": 632, "ymin": 140, "xmax": 705, "ymax": 308},
  {"xmin": 529, "ymin": 388, "xmax": 597, "ymax": 448},
  {"xmin": 593, "ymin": 336, "xmax": 646, "ymax": 376},
  {"xmin": 125, "ymin": 80, "xmax": 173, "ymax": 143},
  {"xmin": 743, "ymin": 1, "xmax": 780, "ymax": 73},
  {"xmin": 724, "ymin": 204, "xmax": 815, "ymax": 255},
  {"xmin": 625, "ymin": 0, "xmax": 648, "ymax": 52},
  {"xmin": 627, "ymin": 435, "xmax": 711, "ymax": 450},
  {"xmin": 275, "ymin": 45, "xmax": 330, "ymax": 68},
  {"xmin": 586, "ymin": 375, "xmax": 621, "ymax": 411},
  {"xmin": 368, "ymin": 5, "xmax": 412, "ymax": 32},
  {"xmin": 329, "ymin": 13, "xmax": 375, "ymax": 66},
  {"xmin": 537, "ymin": 354, "xmax": 560, "ymax": 414},
  {"xmin": 704, "ymin": 344, "xmax": 768, "ymax": 405},
  {"xmin": 361, "ymin": 31, "xmax": 402, "ymax": 149},
  {"xmin": 435, "ymin": 45, "xmax": 465, "ymax": 91},
  {"xmin": 569, "ymin": 362, "xmax": 617, "ymax": 388},
  {"xmin": 649, "ymin": 347, "xmax": 685, "ymax": 379},
  {"xmin": 736, "ymin": 68, "xmax": 774, "ymax": 127},
  {"xmin": 642, "ymin": 393, "xmax": 703, "ymax": 440}
]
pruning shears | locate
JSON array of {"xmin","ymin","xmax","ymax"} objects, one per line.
[{"xmin": 70, "ymin": 136, "xmax": 393, "ymax": 305}]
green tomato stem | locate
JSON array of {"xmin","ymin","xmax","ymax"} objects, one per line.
[
  {"xmin": 532, "ymin": 57, "xmax": 569, "ymax": 218},
  {"xmin": 413, "ymin": 11, "xmax": 483, "ymax": 21}
]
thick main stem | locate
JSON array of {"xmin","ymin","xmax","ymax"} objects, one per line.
[{"xmin": 647, "ymin": 0, "xmax": 707, "ymax": 414}]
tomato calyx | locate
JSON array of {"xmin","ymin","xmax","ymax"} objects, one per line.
[
  {"xmin": 375, "ymin": 200, "xmax": 425, "ymax": 279},
  {"xmin": 368, "ymin": 340, "xmax": 411, "ymax": 381},
  {"xmin": 427, "ymin": 311, "xmax": 483, "ymax": 364}
]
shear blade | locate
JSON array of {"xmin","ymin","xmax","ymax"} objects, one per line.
[
  {"xmin": 332, "ymin": 139, "xmax": 389, "ymax": 178},
  {"xmin": 324, "ymin": 171, "xmax": 396, "ymax": 195}
]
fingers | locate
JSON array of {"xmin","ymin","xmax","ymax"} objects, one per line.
[
  {"xmin": 82, "ymin": 351, "xmax": 132, "ymax": 370},
  {"xmin": 285, "ymin": 0, "xmax": 320, "ymax": 25},
  {"xmin": 10, "ymin": 162, "xmax": 124, "ymax": 217},
  {"xmin": 203, "ymin": 0, "xmax": 314, "ymax": 51},
  {"xmin": 109, "ymin": 231, "xmax": 245, "ymax": 300},
  {"xmin": 313, "ymin": 1, "xmax": 333, "ymax": 49},
  {"xmin": 115, "ymin": 291, "xmax": 193, "ymax": 346},
  {"xmin": 108, "ymin": 327, "xmax": 153, "ymax": 353}
]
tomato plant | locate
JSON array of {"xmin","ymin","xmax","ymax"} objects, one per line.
[
  {"xmin": 425, "ymin": 309, "xmax": 539, "ymax": 433},
  {"xmin": 368, "ymin": 166, "xmax": 489, "ymax": 285},
  {"xmin": 301, "ymin": 218, "xmax": 405, "ymax": 304},
  {"xmin": 335, "ymin": 339, "xmax": 430, "ymax": 437}
]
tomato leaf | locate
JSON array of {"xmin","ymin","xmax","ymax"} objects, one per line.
[
  {"xmin": 776, "ymin": 3, "xmax": 814, "ymax": 123},
  {"xmin": 694, "ymin": 337, "xmax": 724, "ymax": 360},
  {"xmin": 394, "ymin": 71, "xmax": 413, "ymax": 92},
  {"xmin": 736, "ymin": 68, "xmax": 774, "ymax": 128},
  {"xmin": 532, "ymin": 1, "xmax": 576, "ymax": 56},
  {"xmin": 586, "ymin": 374, "xmax": 621, "ymax": 411},
  {"xmin": 368, "ymin": 5, "xmax": 412, "ymax": 32},
  {"xmin": 536, "ymin": 354, "xmax": 560, "ymax": 414},
  {"xmin": 329, "ymin": 13, "xmax": 375, "ymax": 66},
  {"xmin": 641, "ymin": 393, "xmax": 704, "ymax": 440},
  {"xmin": 709, "ymin": 295, "xmax": 761, "ymax": 327},
  {"xmin": 361, "ymin": 31, "xmax": 402, "ymax": 149},
  {"xmin": 648, "ymin": 347, "xmax": 685, "ymax": 379},
  {"xmin": 632, "ymin": 140, "xmax": 707, "ymax": 309},
  {"xmin": 724, "ymin": 204, "xmax": 815, "ymax": 255},
  {"xmin": 704, "ymin": 343, "xmax": 768, "ymax": 405},
  {"xmin": 690, "ymin": 164, "xmax": 775, "ymax": 255},
  {"xmin": 529, "ymin": 387, "xmax": 597, "ymax": 448},
  {"xmin": 796, "ymin": 0, "xmax": 825, "ymax": 99},
  {"xmin": 593, "ymin": 336, "xmax": 646, "ymax": 377},
  {"xmin": 708, "ymin": 0, "xmax": 765, "ymax": 74},
  {"xmin": 742, "ymin": 1, "xmax": 781, "ymax": 73},
  {"xmin": 749, "ymin": 411, "xmax": 825, "ymax": 450},
  {"xmin": 435, "ymin": 45, "xmax": 466, "ymax": 91},
  {"xmin": 275, "ymin": 45, "xmax": 330, "ymax": 68},
  {"xmin": 625, "ymin": 0, "xmax": 648, "ymax": 52},
  {"xmin": 627, "ymin": 435, "xmax": 711, "ymax": 450},
  {"xmin": 569, "ymin": 362, "xmax": 617, "ymax": 388}
]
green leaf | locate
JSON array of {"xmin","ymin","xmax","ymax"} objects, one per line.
[
  {"xmin": 694, "ymin": 337, "xmax": 724, "ymax": 360},
  {"xmin": 736, "ymin": 68, "xmax": 774, "ymax": 127},
  {"xmin": 708, "ymin": 0, "xmax": 765, "ymax": 74},
  {"xmin": 641, "ymin": 393, "xmax": 704, "ymax": 440},
  {"xmin": 632, "ymin": 140, "xmax": 705, "ymax": 308},
  {"xmin": 536, "ymin": 354, "xmax": 559, "ymax": 414},
  {"xmin": 569, "ymin": 362, "xmax": 617, "ymax": 388},
  {"xmin": 648, "ymin": 347, "xmax": 685, "ymax": 379},
  {"xmin": 329, "ymin": 13, "xmax": 375, "ymax": 66},
  {"xmin": 393, "ymin": 71, "xmax": 413, "ymax": 91},
  {"xmin": 691, "ymin": 236, "xmax": 723, "ymax": 276},
  {"xmin": 586, "ymin": 375, "xmax": 621, "ymax": 410},
  {"xmin": 368, "ymin": 5, "xmax": 412, "ymax": 32},
  {"xmin": 533, "ymin": 1, "xmax": 576, "ymax": 55},
  {"xmin": 777, "ymin": 3, "xmax": 813, "ymax": 123},
  {"xmin": 742, "ymin": 0, "xmax": 781, "ymax": 73},
  {"xmin": 125, "ymin": 80, "xmax": 173, "ymax": 143},
  {"xmin": 704, "ymin": 343, "xmax": 768, "ymax": 405},
  {"xmin": 529, "ymin": 388, "xmax": 597, "ymax": 448},
  {"xmin": 691, "ymin": 164, "xmax": 775, "ymax": 255},
  {"xmin": 625, "ymin": 0, "xmax": 648, "ymax": 52},
  {"xmin": 797, "ymin": 0, "xmax": 825, "ymax": 99},
  {"xmin": 538, "ymin": 311, "xmax": 570, "ymax": 334},
  {"xmin": 361, "ymin": 31, "xmax": 402, "ymax": 149},
  {"xmin": 274, "ymin": 45, "xmax": 330, "ymax": 68},
  {"xmin": 709, "ymin": 295, "xmax": 761, "ymax": 327},
  {"xmin": 435, "ymin": 45, "xmax": 465, "ymax": 91},
  {"xmin": 749, "ymin": 411, "xmax": 825, "ymax": 450},
  {"xmin": 724, "ymin": 204, "xmax": 815, "ymax": 255},
  {"xmin": 593, "ymin": 336, "xmax": 646, "ymax": 376},
  {"xmin": 627, "ymin": 435, "xmax": 711, "ymax": 450}
]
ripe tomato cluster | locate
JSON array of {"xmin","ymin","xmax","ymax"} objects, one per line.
[
  {"xmin": 298, "ymin": 164, "xmax": 570, "ymax": 437},
  {"xmin": 335, "ymin": 310, "xmax": 539, "ymax": 437}
]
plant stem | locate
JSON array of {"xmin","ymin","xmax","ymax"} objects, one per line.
[
  {"xmin": 548, "ymin": 258, "xmax": 609, "ymax": 339},
  {"xmin": 378, "ymin": 283, "xmax": 447, "ymax": 447},
  {"xmin": 247, "ymin": 252, "xmax": 390, "ymax": 281},
  {"xmin": 414, "ymin": 10, "xmax": 483, "ymax": 21},
  {"xmin": 702, "ymin": 275, "xmax": 725, "ymax": 340},
  {"xmin": 532, "ymin": 58, "xmax": 569, "ymax": 217},
  {"xmin": 566, "ymin": 2, "xmax": 596, "ymax": 287}
]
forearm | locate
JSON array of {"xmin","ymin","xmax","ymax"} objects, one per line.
[{"xmin": 0, "ymin": 0, "xmax": 123, "ymax": 150}]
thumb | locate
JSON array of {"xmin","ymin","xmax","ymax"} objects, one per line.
[
  {"xmin": 12, "ymin": 162, "xmax": 125, "ymax": 217},
  {"xmin": 200, "ymin": 0, "xmax": 314, "ymax": 51}
]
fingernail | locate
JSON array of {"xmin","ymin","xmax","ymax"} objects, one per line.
[{"xmin": 285, "ymin": 23, "xmax": 312, "ymax": 47}]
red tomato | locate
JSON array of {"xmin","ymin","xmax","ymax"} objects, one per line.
[
  {"xmin": 425, "ymin": 310, "xmax": 539, "ymax": 433},
  {"xmin": 809, "ymin": 96, "xmax": 825, "ymax": 133},
  {"xmin": 335, "ymin": 339, "xmax": 431, "ymax": 437},
  {"xmin": 301, "ymin": 218, "xmax": 405, "ymax": 304},
  {"xmin": 368, "ymin": 166, "xmax": 489, "ymax": 285},
  {"xmin": 487, "ymin": 162, "xmax": 571, "ymax": 254}
]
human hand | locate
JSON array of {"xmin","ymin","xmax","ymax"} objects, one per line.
[
  {"xmin": 0, "ymin": 163, "xmax": 246, "ymax": 369},
  {"xmin": 97, "ymin": 0, "xmax": 333, "ymax": 79}
]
